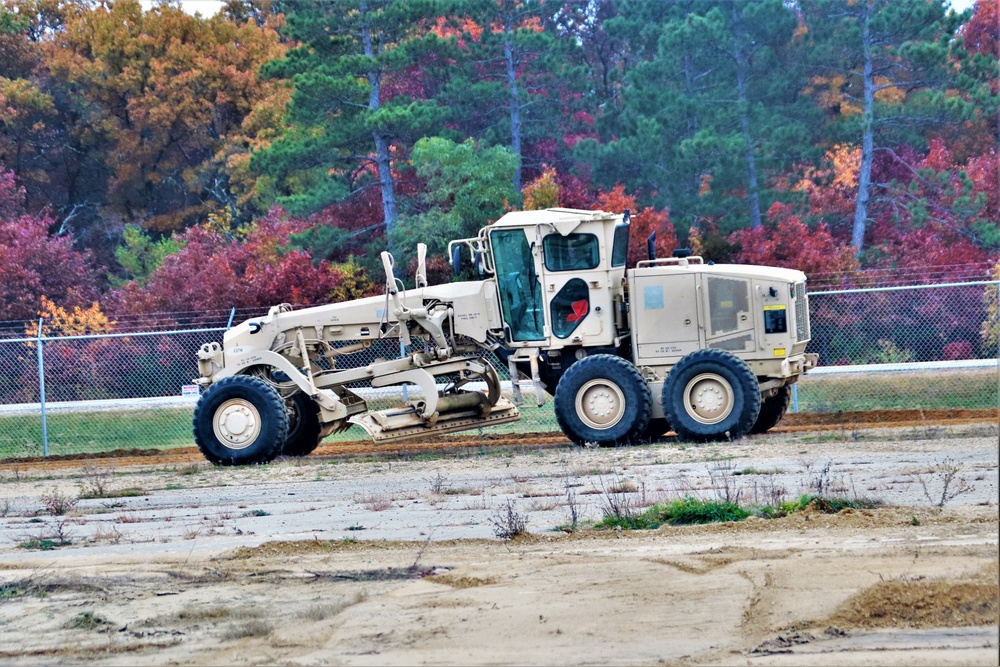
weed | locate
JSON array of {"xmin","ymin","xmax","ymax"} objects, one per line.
[
  {"xmin": 220, "ymin": 619, "xmax": 272, "ymax": 640},
  {"xmin": 357, "ymin": 493, "xmax": 393, "ymax": 511},
  {"xmin": 426, "ymin": 471, "xmax": 449, "ymax": 494},
  {"xmin": 66, "ymin": 611, "xmax": 111, "ymax": 631},
  {"xmin": 177, "ymin": 463, "xmax": 202, "ymax": 476},
  {"xmin": 911, "ymin": 458, "xmax": 975, "ymax": 507},
  {"xmin": 241, "ymin": 509, "xmax": 270, "ymax": 517},
  {"xmin": 489, "ymin": 499, "xmax": 529, "ymax": 540},
  {"xmin": 39, "ymin": 489, "xmax": 78, "ymax": 516},
  {"xmin": 79, "ymin": 462, "xmax": 114, "ymax": 499},
  {"xmin": 596, "ymin": 474, "xmax": 637, "ymax": 526},
  {"xmin": 707, "ymin": 461, "xmax": 743, "ymax": 504},
  {"xmin": 299, "ymin": 592, "xmax": 368, "ymax": 622},
  {"xmin": 564, "ymin": 480, "xmax": 581, "ymax": 531},
  {"xmin": 182, "ymin": 527, "xmax": 201, "ymax": 540},
  {"xmin": 90, "ymin": 525, "xmax": 124, "ymax": 544}
]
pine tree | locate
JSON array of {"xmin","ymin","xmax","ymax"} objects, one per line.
[{"xmin": 252, "ymin": 0, "xmax": 449, "ymax": 234}]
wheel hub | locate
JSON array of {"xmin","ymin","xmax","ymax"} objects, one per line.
[
  {"xmin": 213, "ymin": 399, "xmax": 262, "ymax": 449},
  {"xmin": 683, "ymin": 373, "xmax": 734, "ymax": 425},
  {"xmin": 576, "ymin": 380, "xmax": 626, "ymax": 430}
]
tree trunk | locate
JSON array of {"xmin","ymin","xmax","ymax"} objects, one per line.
[
  {"xmin": 732, "ymin": 4, "xmax": 762, "ymax": 230},
  {"xmin": 852, "ymin": 5, "xmax": 875, "ymax": 254},
  {"xmin": 361, "ymin": 1, "xmax": 398, "ymax": 234},
  {"xmin": 683, "ymin": 53, "xmax": 701, "ymax": 232},
  {"xmin": 504, "ymin": 16, "xmax": 523, "ymax": 194}
]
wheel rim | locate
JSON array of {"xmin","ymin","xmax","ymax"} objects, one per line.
[
  {"xmin": 575, "ymin": 379, "xmax": 626, "ymax": 430},
  {"xmin": 213, "ymin": 398, "xmax": 262, "ymax": 450},
  {"xmin": 682, "ymin": 373, "xmax": 734, "ymax": 425}
]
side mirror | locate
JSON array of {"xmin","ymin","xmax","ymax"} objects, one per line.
[
  {"xmin": 451, "ymin": 244, "xmax": 462, "ymax": 277},
  {"xmin": 647, "ymin": 231, "xmax": 657, "ymax": 261}
]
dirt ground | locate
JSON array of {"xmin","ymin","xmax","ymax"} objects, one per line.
[{"xmin": 0, "ymin": 417, "xmax": 997, "ymax": 665}]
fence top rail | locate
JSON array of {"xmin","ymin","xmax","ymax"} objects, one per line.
[
  {"xmin": 0, "ymin": 326, "xmax": 228, "ymax": 345},
  {"xmin": 810, "ymin": 279, "xmax": 999, "ymax": 296}
]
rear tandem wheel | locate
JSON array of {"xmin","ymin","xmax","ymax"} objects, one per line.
[{"xmin": 662, "ymin": 349, "xmax": 761, "ymax": 442}]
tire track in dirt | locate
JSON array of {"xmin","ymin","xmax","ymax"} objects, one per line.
[{"xmin": 1, "ymin": 408, "xmax": 995, "ymax": 472}]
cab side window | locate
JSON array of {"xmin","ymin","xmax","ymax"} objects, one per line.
[{"xmin": 543, "ymin": 233, "xmax": 599, "ymax": 271}]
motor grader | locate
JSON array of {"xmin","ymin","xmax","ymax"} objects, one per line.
[{"xmin": 192, "ymin": 207, "xmax": 817, "ymax": 465}]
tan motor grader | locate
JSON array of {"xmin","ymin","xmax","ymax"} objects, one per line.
[{"xmin": 192, "ymin": 208, "xmax": 817, "ymax": 465}]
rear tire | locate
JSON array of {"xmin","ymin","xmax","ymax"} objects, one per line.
[
  {"xmin": 282, "ymin": 392, "xmax": 323, "ymax": 457},
  {"xmin": 554, "ymin": 354, "xmax": 651, "ymax": 447},
  {"xmin": 194, "ymin": 375, "xmax": 288, "ymax": 466},
  {"xmin": 750, "ymin": 385, "xmax": 791, "ymax": 434},
  {"xmin": 662, "ymin": 349, "xmax": 760, "ymax": 442}
]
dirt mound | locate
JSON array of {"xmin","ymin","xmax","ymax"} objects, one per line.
[{"xmin": 825, "ymin": 565, "xmax": 999, "ymax": 629}]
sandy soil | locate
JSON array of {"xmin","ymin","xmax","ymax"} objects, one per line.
[{"xmin": 0, "ymin": 419, "xmax": 997, "ymax": 665}]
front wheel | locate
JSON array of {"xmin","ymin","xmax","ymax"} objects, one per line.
[
  {"xmin": 662, "ymin": 349, "xmax": 760, "ymax": 442},
  {"xmin": 554, "ymin": 354, "xmax": 651, "ymax": 447},
  {"xmin": 194, "ymin": 375, "xmax": 289, "ymax": 466}
]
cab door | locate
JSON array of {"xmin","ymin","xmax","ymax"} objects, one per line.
[{"xmin": 489, "ymin": 227, "xmax": 545, "ymax": 343}]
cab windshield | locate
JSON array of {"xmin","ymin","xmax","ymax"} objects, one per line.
[{"xmin": 490, "ymin": 228, "xmax": 545, "ymax": 342}]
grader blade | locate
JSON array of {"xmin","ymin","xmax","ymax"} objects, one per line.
[{"xmin": 349, "ymin": 396, "xmax": 520, "ymax": 443}]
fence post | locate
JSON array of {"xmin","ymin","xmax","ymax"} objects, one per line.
[
  {"xmin": 36, "ymin": 318, "xmax": 48, "ymax": 457},
  {"xmin": 227, "ymin": 307, "xmax": 236, "ymax": 329},
  {"xmin": 791, "ymin": 383, "xmax": 799, "ymax": 414}
]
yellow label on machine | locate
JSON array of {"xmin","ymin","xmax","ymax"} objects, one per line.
[
  {"xmin": 773, "ymin": 348, "xmax": 787, "ymax": 356},
  {"xmin": 763, "ymin": 305, "xmax": 786, "ymax": 311}
]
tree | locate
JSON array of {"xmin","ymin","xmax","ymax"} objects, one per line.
[
  {"xmin": 389, "ymin": 137, "xmax": 518, "ymax": 261},
  {"xmin": 253, "ymin": 0, "xmax": 448, "ymax": 234},
  {"xmin": 578, "ymin": 0, "xmax": 814, "ymax": 237},
  {"xmin": 111, "ymin": 224, "xmax": 186, "ymax": 287},
  {"xmin": 799, "ymin": 0, "xmax": 972, "ymax": 254},
  {"xmin": 440, "ymin": 0, "xmax": 586, "ymax": 193},
  {"xmin": 107, "ymin": 210, "xmax": 369, "ymax": 317},
  {"xmin": 728, "ymin": 201, "xmax": 858, "ymax": 281},
  {"xmin": 0, "ymin": 165, "xmax": 97, "ymax": 322}
]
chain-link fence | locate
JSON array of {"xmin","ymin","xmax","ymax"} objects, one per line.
[{"xmin": 0, "ymin": 281, "xmax": 997, "ymax": 459}]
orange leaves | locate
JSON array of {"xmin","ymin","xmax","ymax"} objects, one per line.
[
  {"xmin": 25, "ymin": 296, "xmax": 114, "ymax": 338},
  {"xmin": 522, "ymin": 165, "xmax": 559, "ymax": 210}
]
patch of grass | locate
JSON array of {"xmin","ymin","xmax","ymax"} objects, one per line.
[
  {"xmin": 734, "ymin": 467, "xmax": 785, "ymax": 476},
  {"xmin": 66, "ymin": 611, "xmax": 111, "ymax": 631},
  {"xmin": 241, "ymin": 509, "xmax": 270, "ymax": 517},
  {"xmin": 598, "ymin": 497, "xmax": 750, "ymax": 530},
  {"xmin": 79, "ymin": 486, "xmax": 145, "ymax": 499},
  {"xmin": 796, "ymin": 368, "xmax": 998, "ymax": 412},
  {"xmin": 220, "ymin": 619, "xmax": 273, "ymax": 640}
]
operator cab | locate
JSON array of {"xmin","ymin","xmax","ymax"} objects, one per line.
[{"xmin": 484, "ymin": 208, "xmax": 628, "ymax": 349}]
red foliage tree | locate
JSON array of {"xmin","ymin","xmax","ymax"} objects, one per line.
[
  {"xmin": 0, "ymin": 166, "xmax": 97, "ymax": 323},
  {"xmin": 961, "ymin": 0, "xmax": 999, "ymax": 60},
  {"xmin": 596, "ymin": 185, "xmax": 677, "ymax": 267},
  {"xmin": 728, "ymin": 202, "xmax": 859, "ymax": 282},
  {"xmin": 107, "ymin": 211, "xmax": 357, "ymax": 317}
]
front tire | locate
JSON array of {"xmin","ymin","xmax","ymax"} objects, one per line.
[
  {"xmin": 194, "ymin": 375, "xmax": 289, "ymax": 466},
  {"xmin": 751, "ymin": 384, "xmax": 791, "ymax": 434},
  {"xmin": 554, "ymin": 354, "xmax": 651, "ymax": 447},
  {"xmin": 282, "ymin": 392, "xmax": 323, "ymax": 457},
  {"xmin": 662, "ymin": 349, "xmax": 760, "ymax": 442}
]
